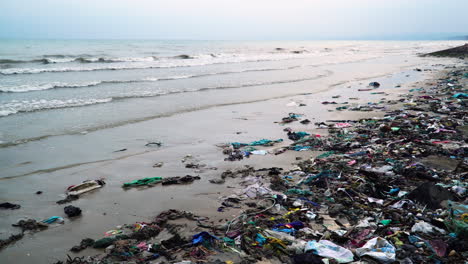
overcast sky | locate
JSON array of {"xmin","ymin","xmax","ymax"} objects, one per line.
[{"xmin": 0, "ymin": 0, "xmax": 466, "ymax": 40}]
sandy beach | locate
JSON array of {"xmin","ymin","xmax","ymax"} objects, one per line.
[
  {"xmin": 1, "ymin": 0, "xmax": 467, "ymax": 262},
  {"xmin": 0, "ymin": 42, "xmax": 466, "ymax": 263}
]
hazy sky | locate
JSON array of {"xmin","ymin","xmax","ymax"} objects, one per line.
[{"xmin": 0, "ymin": 0, "xmax": 466, "ymax": 40}]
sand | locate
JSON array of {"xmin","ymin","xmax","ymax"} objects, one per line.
[{"xmin": 0, "ymin": 55, "xmax": 464, "ymax": 263}]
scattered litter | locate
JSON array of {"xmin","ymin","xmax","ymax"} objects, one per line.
[
  {"xmin": 67, "ymin": 179, "xmax": 106, "ymax": 196},
  {"xmin": 0, "ymin": 202, "xmax": 21, "ymax": 210},
  {"xmin": 145, "ymin": 141, "xmax": 162, "ymax": 147},
  {"xmin": 153, "ymin": 162, "xmax": 164, "ymax": 168},
  {"xmin": 64, "ymin": 205, "xmax": 82, "ymax": 217}
]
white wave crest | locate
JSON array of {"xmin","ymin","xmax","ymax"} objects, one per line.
[
  {"xmin": 0, "ymin": 52, "xmax": 322, "ymax": 75},
  {"xmin": 0, "ymin": 82, "xmax": 101, "ymax": 93},
  {"xmin": 0, "ymin": 98, "xmax": 112, "ymax": 116}
]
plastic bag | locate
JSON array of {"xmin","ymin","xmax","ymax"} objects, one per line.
[
  {"xmin": 355, "ymin": 237, "xmax": 395, "ymax": 263},
  {"xmin": 411, "ymin": 221, "xmax": 446, "ymax": 234},
  {"xmin": 42, "ymin": 216, "xmax": 64, "ymax": 224},
  {"xmin": 305, "ymin": 240, "xmax": 354, "ymax": 263}
]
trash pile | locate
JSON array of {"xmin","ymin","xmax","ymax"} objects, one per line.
[
  {"xmin": 50, "ymin": 67, "xmax": 467, "ymax": 263},
  {"xmin": 219, "ymin": 139, "xmax": 284, "ymax": 161},
  {"xmin": 122, "ymin": 175, "xmax": 200, "ymax": 188}
]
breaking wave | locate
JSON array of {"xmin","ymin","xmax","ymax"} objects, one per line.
[
  {"xmin": 0, "ymin": 98, "xmax": 112, "ymax": 117},
  {"xmin": 0, "ymin": 73, "xmax": 327, "ymax": 117},
  {"xmin": 0, "ymin": 82, "xmax": 102, "ymax": 93},
  {"xmin": 0, "ymin": 66, "xmax": 299, "ymax": 92},
  {"xmin": 0, "ymin": 52, "xmax": 315, "ymax": 75}
]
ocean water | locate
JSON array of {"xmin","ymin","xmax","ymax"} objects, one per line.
[{"xmin": 0, "ymin": 40, "xmax": 461, "ymax": 147}]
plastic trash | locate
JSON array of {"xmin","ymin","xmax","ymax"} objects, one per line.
[
  {"xmin": 285, "ymin": 189, "xmax": 313, "ymax": 196},
  {"xmin": 251, "ymin": 150, "xmax": 268, "ymax": 155},
  {"xmin": 367, "ymin": 197, "xmax": 384, "ymax": 205},
  {"xmin": 411, "ymin": 221, "xmax": 446, "ymax": 234},
  {"xmin": 274, "ymin": 221, "xmax": 305, "ymax": 230},
  {"xmin": 452, "ymin": 93, "xmax": 468, "ymax": 98},
  {"xmin": 67, "ymin": 179, "xmax": 105, "ymax": 196},
  {"xmin": 355, "ymin": 237, "xmax": 395, "ymax": 263},
  {"xmin": 288, "ymin": 131, "xmax": 310, "ymax": 141},
  {"xmin": 293, "ymin": 145, "xmax": 312, "ymax": 151},
  {"xmin": 122, "ymin": 177, "xmax": 163, "ymax": 188},
  {"xmin": 42, "ymin": 216, "xmax": 64, "ymax": 224},
  {"xmin": 232, "ymin": 139, "xmax": 283, "ymax": 148},
  {"xmin": 380, "ymin": 219, "xmax": 392, "ymax": 226},
  {"xmin": 305, "ymin": 240, "xmax": 354, "ymax": 263},
  {"xmin": 241, "ymin": 183, "xmax": 273, "ymax": 198},
  {"xmin": 64, "ymin": 205, "xmax": 82, "ymax": 217},
  {"xmin": 362, "ymin": 165, "xmax": 395, "ymax": 176},
  {"xmin": 334, "ymin": 123, "xmax": 352, "ymax": 128},
  {"xmin": 192, "ymin": 231, "xmax": 218, "ymax": 245},
  {"xmin": 316, "ymin": 151, "xmax": 335, "ymax": 159}
]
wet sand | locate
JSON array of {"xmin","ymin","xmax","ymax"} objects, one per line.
[{"xmin": 0, "ymin": 55, "xmax": 464, "ymax": 263}]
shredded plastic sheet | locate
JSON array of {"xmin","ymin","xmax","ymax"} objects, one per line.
[
  {"xmin": 334, "ymin": 123, "xmax": 352, "ymax": 128},
  {"xmin": 356, "ymin": 237, "xmax": 396, "ymax": 263},
  {"xmin": 411, "ymin": 221, "xmax": 446, "ymax": 234},
  {"xmin": 452, "ymin": 93, "xmax": 468, "ymax": 98},
  {"xmin": 122, "ymin": 177, "xmax": 163, "ymax": 188},
  {"xmin": 285, "ymin": 189, "xmax": 313, "ymax": 196},
  {"xmin": 316, "ymin": 151, "xmax": 336, "ymax": 159},
  {"xmin": 231, "ymin": 139, "xmax": 283, "ymax": 148},
  {"xmin": 42, "ymin": 216, "xmax": 64, "ymax": 224},
  {"xmin": 293, "ymin": 145, "xmax": 312, "ymax": 151},
  {"xmin": 192, "ymin": 231, "xmax": 219, "ymax": 245},
  {"xmin": 295, "ymin": 132, "xmax": 310, "ymax": 138},
  {"xmin": 305, "ymin": 240, "xmax": 354, "ymax": 263}
]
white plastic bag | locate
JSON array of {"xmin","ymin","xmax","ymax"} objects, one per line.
[
  {"xmin": 355, "ymin": 237, "xmax": 395, "ymax": 263},
  {"xmin": 411, "ymin": 221, "xmax": 446, "ymax": 234},
  {"xmin": 305, "ymin": 240, "xmax": 354, "ymax": 263}
]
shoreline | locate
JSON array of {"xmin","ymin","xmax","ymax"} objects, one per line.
[
  {"xmin": 0, "ymin": 55, "xmax": 446, "ymax": 179},
  {"xmin": 0, "ymin": 55, "xmax": 466, "ymax": 263}
]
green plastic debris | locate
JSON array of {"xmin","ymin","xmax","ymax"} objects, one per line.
[
  {"xmin": 231, "ymin": 139, "xmax": 283, "ymax": 148},
  {"xmin": 391, "ymin": 127, "xmax": 400, "ymax": 131},
  {"xmin": 452, "ymin": 93, "xmax": 468, "ymax": 99},
  {"xmin": 223, "ymin": 237, "xmax": 235, "ymax": 246},
  {"xmin": 380, "ymin": 219, "xmax": 392, "ymax": 226},
  {"xmin": 249, "ymin": 139, "xmax": 283, "ymax": 146},
  {"xmin": 243, "ymin": 146, "xmax": 257, "ymax": 152},
  {"xmin": 295, "ymin": 132, "xmax": 310, "ymax": 138},
  {"xmin": 285, "ymin": 189, "xmax": 313, "ymax": 196},
  {"xmin": 444, "ymin": 200, "xmax": 468, "ymax": 237},
  {"xmin": 122, "ymin": 177, "xmax": 163, "ymax": 188},
  {"xmin": 445, "ymin": 219, "xmax": 468, "ymax": 238},
  {"xmin": 316, "ymin": 151, "xmax": 336, "ymax": 159}
]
